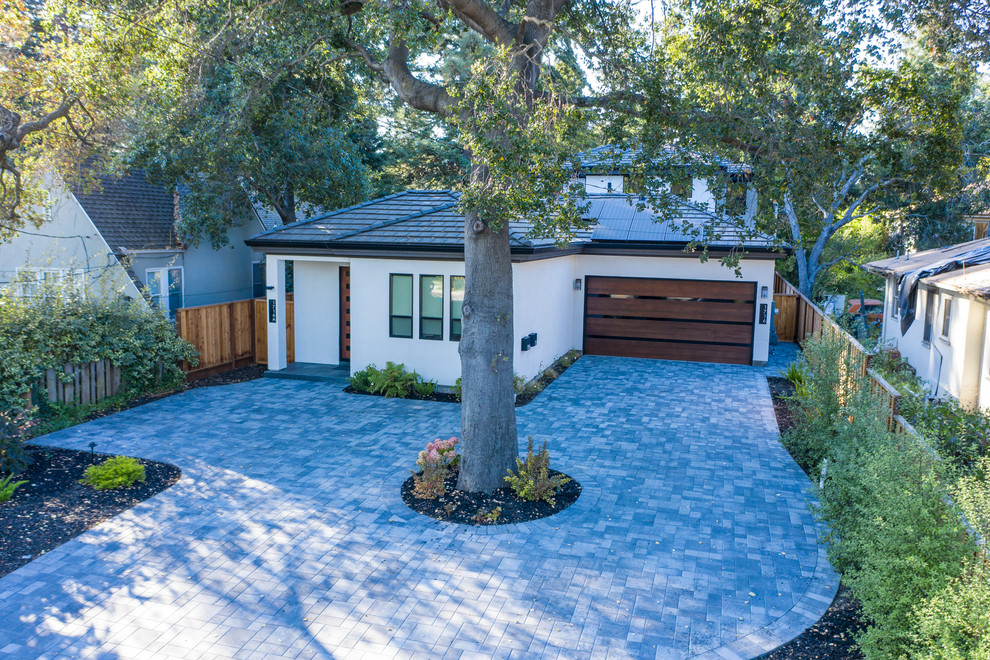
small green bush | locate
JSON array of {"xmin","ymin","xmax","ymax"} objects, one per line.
[
  {"xmin": 505, "ymin": 437, "xmax": 570, "ymax": 506},
  {"xmin": 80, "ymin": 456, "xmax": 146, "ymax": 490},
  {"xmin": 779, "ymin": 362, "xmax": 808, "ymax": 397},
  {"xmin": 348, "ymin": 365, "xmax": 376, "ymax": 393},
  {"xmin": 413, "ymin": 380, "xmax": 437, "ymax": 397},
  {"xmin": 0, "ymin": 473, "xmax": 28, "ymax": 503},
  {"xmin": 452, "ymin": 377, "xmax": 462, "ymax": 400}
]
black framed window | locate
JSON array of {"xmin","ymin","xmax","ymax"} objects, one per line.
[
  {"xmin": 941, "ymin": 296, "xmax": 952, "ymax": 338},
  {"xmin": 389, "ymin": 274, "xmax": 413, "ymax": 338},
  {"xmin": 450, "ymin": 276, "xmax": 464, "ymax": 341},
  {"xmin": 420, "ymin": 275, "xmax": 444, "ymax": 340}
]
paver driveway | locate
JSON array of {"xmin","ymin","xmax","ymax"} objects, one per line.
[{"xmin": 0, "ymin": 353, "xmax": 836, "ymax": 659}]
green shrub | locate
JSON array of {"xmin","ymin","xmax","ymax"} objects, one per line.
[
  {"xmin": 0, "ymin": 410, "xmax": 33, "ymax": 475},
  {"xmin": 505, "ymin": 437, "xmax": 570, "ymax": 506},
  {"xmin": 351, "ymin": 362, "xmax": 431, "ymax": 398},
  {"xmin": 0, "ymin": 272, "xmax": 197, "ymax": 415},
  {"xmin": 912, "ymin": 459, "xmax": 990, "ymax": 659},
  {"xmin": 413, "ymin": 380, "xmax": 437, "ymax": 397},
  {"xmin": 452, "ymin": 377, "xmax": 462, "ymax": 400},
  {"xmin": 80, "ymin": 456, "xmax": 146, "ymax": 490},
  {"xmin": 512, "ymin": 374, "xmax": 528, "ymax": 395},
  {"xmin": 349, "ymin": 364, "xmax": 377, "ymax": 393},
  {"xmin": 779, "ymin": 362, "xmax": 809, "ymax": 397},
  {"xmin": 0, "ymin": 473, "xmax": 28, "ymax": 503}
]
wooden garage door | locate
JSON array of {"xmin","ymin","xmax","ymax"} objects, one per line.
[{"xmin": 583, "ymin": 276, "xmax": 756, "ymax": 365}]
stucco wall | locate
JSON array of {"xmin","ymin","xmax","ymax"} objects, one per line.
[
  {"xmin": 294, "ymin": 261, "xmax": 341, "ymax": 365},
  {"xmin": 349, "ymin": 258, "xmax": 465, "ymax": 385},
  {"xmin": 573, "ymin": 254, "xmax": 775, "ymax": 364},
  {"xmin": 981, "ymin": 307, "xmax": 990, "ymax": 411},
  {"xmin": 513, "ymin": 257, "xmax": 580, "ymax": 381},
  {"xmin": 1, "ymin": 185, "xmax": 139, "ymax": 299}
]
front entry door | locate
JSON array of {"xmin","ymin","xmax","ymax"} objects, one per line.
[{"xmin": 340, "ymin": 267, "xmax": 351, "ymax": 360}]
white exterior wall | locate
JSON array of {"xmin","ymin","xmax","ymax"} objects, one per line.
[
  {"xmin": 0, "ymin": 185, "xmax": 139, "ymax": 299},
  {"xmin": 573, "ymin": 255, "xmax": 776, "ymax": 364},
  {"xmin": 294, "ymin": 261, "xmax": 342, "ymax": 365},
  {"xmin": 880, "ymin": 274, "xmax": 990, "ymax": 410},
  {"xmin": 513, "ymin": 257, "xmax": 580, "ymax": 382},
  {"xmin": 349, "ymin": 258, "xmax": 465, "ymax": 385}
]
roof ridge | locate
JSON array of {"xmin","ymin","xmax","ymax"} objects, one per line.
[{"xmin": 250, "ymin": 190, "xmax": 424, "ymax": 238}]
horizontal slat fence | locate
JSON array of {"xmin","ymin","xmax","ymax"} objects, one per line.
[
  {"xmin": 34, "ymin": 359, "xmax": 123, "ymax": 408},
  {"xmin": 176, "ymin": 298, "xmax": 294, "ymax": 380}
]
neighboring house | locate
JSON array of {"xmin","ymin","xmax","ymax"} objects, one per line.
[
  {"xmin": 1, "ymin": 171, "xmax": 266, "ymax": 317},
  {"xmin": 866, "ymin": 237, "xmax": 990, "ymax": 411},
  {"xmin": 247, "ymin": 181, "xmax": 784, "ymax": 386}
]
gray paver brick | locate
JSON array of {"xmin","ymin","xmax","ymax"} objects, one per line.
[{"xmin": 0, "ymin": 344, "xmax": 837, "ymax": 659}]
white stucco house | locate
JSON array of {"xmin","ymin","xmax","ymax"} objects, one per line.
[
  {"xmin": 247, "ymin": 154, "xmax": 784, "ymax": 386},
  {"xmin": 866, "ymin": 237, "xmax": 990, "ymax": 411},
  {"xmin": 1, "ymin": 170, "xmax": 270, "ymax": 316}
]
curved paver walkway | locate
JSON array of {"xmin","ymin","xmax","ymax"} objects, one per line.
[{"xmin": 0, "ymin": 352, "xmax": 836, "ymax": 659}]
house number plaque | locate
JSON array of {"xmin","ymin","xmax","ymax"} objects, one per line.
[{"xmin": 269, "ymin": 299, "xmax": 277, "ymax": 323}]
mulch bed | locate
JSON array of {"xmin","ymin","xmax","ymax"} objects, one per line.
[
  {"xmin": 401, "ymin": 467, "xmax": 580, "ymax": 525},
  {"xmin": 0, "ymin": 446, "xmax": 181, "ymax": 578},
  {"xmin": 763, "ymin": 375, "xmax": 867, "ymax": 660},
  {"xmin": 343, "ymin": 386, "xmax": 460, "ymax": 404}
]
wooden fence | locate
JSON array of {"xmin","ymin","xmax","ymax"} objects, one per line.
[
  {"xmin": 33, "ymin": 359, "xmax": 123, "ymax": 408},
  {"xmin": 176, "ymin": 298, "xmax": 294, "ymax": 381},
  {"xmin": 775, "ymin": 274, "xmax": 902, "ymax": 432}
]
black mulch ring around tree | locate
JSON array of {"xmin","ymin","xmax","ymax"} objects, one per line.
[
  {"xmin": 401, "ymin": 468, "xmax": 580, "ymax": 525},
  {"xmin": 764, "ymin": 373, "xmax": 867, "ymax": 659},
  {"xmin": 0, "ymin": 446, "xmax": 181, "ymax": 578}
]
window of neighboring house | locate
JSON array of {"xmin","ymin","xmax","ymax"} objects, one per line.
[
  {"xmin": 923, "ymin": 287, "xmax": 935, "ymax": 344},
  {"xmin": 726, "ymin": 181, "xmax": 748, "ymax": 216},
  {"xmin": 389, "ymin": 274, "xmax": 413, "ymax": 338},
  {"xmin": 974, "ymin": 220, "xmax": 988, "ymax": 240},
  {"xmin": 420, "ymin": 274, "xmax": 444, "ymax": 340},
  {"xmin": 450, "ymin": 276, "xmax": 465, "ymax": 341},
  {"xmin": 941, "ymin": 296, "xmax": 952, "ymax": 339},
  {"xmin": 668, "ymin": 170, "xmax": 692, "ymax": 200},
  {"xmin": 15, "ymin": 267, "xmax": 84, "ymax": 298},
  {"xmin": 146, "ymin": 267, "xmax": 183, "ymax": 317},
  {"xmin": 252, "ymin": 261, "xmax": 266, "ymax": 299}
]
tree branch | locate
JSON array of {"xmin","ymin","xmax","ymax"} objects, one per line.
[
  {"xmin": 383, "ymin": 40, "xmax": 456, "ymax": 115},
  {"xmin": 438, "ymin": 0, "xmax": 516, "ymax": 45}
]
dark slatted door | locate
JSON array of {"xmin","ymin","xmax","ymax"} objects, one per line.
[
  {"xmin": 583, "ymin": 276, "xmax": 756, "ymax": 365},
  {"xmin": 340, "ymin": 267, "xmax": 351, "ymax": 360}
]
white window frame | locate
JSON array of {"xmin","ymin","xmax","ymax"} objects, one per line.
[
  {"xmin": 940, "ymin": 294, "xmax": 952, "ymax": 340},
  {"xmin": 14, "ymin": 267, "xmax": 85, "ymax": 298},
  {"xmin": 146, "ymin": 266, "xmax": 184, "ymax": 316}
]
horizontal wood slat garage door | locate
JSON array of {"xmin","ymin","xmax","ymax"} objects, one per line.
[{"xmin": 583, "ymin": 276, "xmax": 756, "ymax": 365}]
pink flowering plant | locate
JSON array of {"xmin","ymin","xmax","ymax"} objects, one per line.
[{"xmin": 411, "ymin": 437, "xmax": 460, "ymax": 499}]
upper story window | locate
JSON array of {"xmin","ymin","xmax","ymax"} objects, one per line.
[
  {"xmin": 420, "ymin": 275, "xmax": 444, "ymax": 340},
  {"xmin": 450, "ymin": 276, "xmax": 464, "ymax": 341},
  {"xmin": 389, "ymin": 274, "xmax": 413, "ymax": 338},
  {"xmin": 146, "ymin": 267, "xmax": 183, "ymax": 317}
]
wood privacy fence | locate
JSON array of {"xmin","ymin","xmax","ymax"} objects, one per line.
[
  {"xmin": 30, "ymin": 359, "xmax": 123, "ymax": 408},
  {"xmin": 175, "ymin": 298, "xmax": 294, "ymax": 381},
  {"xmin": 774, "ymin": 274, "xmax": 907, "ymax": 434}
]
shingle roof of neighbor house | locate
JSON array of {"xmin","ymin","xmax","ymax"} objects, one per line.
[
  {"xmin": 245, "ymin": 189, "xmax": 778, "ymax": 254},
  {"xmin": 74, "ymin": 170, "xmax": 180, "ymax": 251},
  {"xmin": 866, "ymin": 238, "xmax": 990, "ymax": 300}
]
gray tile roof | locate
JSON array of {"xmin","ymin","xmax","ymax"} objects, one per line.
[
  {"xmin": 252, "ymin": 202, "xmax": 331, "ymax": 232},
  {"xmin": 74, "ymin": 170, "xmax": 180, "ymax": 251},
  {"xmin": 247, "ymin": 189, "xmax": 775, "ymax": 253}
]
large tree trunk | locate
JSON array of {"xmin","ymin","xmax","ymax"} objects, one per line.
[{"xmin": 456, "ymin": 169, "xmax": 518, "ymax": 493}]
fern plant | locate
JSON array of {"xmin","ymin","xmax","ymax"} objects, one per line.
[{"xmin": 0, "ymin": 473, "xmax": 28, "ymax": 503}]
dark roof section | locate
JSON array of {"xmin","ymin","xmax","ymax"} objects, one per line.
[
  {"xmin": 576, "ymin": 145, "xmax": 752, "ymax": 176},
  {"xmin": 74, "ymin": 170, "xmax": 180, "ymax": 251},
  {"xmin": 246, "ymin": 189, "xmax": 777, "ymax": 255},
  {"xmin": 584, "ymin": 195, "xmax": 771, "ymax": 248}
]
